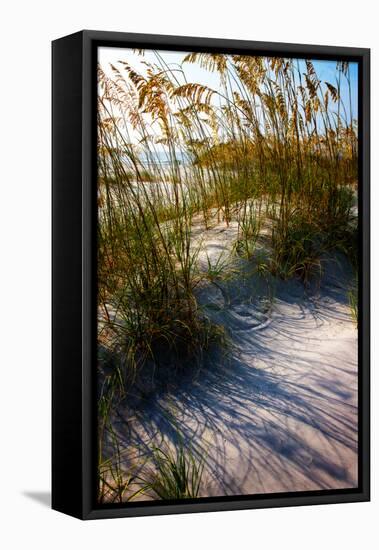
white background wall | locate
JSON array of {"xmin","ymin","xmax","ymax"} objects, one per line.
[{"xmin": 0, "ymin": 1, "xmax": 376, "ymax": 548}]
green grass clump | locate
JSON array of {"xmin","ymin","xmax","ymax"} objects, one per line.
[
  {"xmin": 270, "ymin": 214, "xmax": 323, "ymax": 282},
  {"xmin": 348, "ymin": 273, "xmax": 358, "ymax": 325},
  {"xmin": 141, "ymin": 441, "xmax": 205, "ymax": 500}
]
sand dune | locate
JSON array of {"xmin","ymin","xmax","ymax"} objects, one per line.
[{"xmin": 108, "ymin": 217, "xmax": 358, "ymax": 498}]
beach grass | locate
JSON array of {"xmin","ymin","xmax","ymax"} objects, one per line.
[
  {"xmin": 96, "ymin": 52, "xmax": 358, "ymax": 503},
  {"xmin": 140, "ymin": 440, "xmax": 206, "ymax": 500}
]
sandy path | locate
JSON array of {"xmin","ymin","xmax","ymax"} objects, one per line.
[{"xmin": 110, "ymin": 217, "xmax": 358, "ymax": 498}]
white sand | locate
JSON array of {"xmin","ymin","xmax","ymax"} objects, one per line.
[{"xmin": 110, "ymin": 215, "xmax": 358, "ymax": 498}]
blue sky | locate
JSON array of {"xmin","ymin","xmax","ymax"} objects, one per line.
[
  {"xmin": 99, "ymin": 47, "xmax": 358, "ymax": 136},
  {"xmin": 303, "ymin": 59, "xmax": 358, "ymax": 121}
]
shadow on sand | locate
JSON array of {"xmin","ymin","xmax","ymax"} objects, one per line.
[{"xmin": 104, "ymin": 253, "xmax": 358, "ymax": 497}]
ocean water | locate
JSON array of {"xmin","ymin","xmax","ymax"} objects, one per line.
[{"xmin": 139, "ymin": 150, "xmax": 192, "ymax": 166}]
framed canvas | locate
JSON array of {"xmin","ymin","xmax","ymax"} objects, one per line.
[{"xmin": 52, "ymin": 30, "xmax": 370, "ymax": 520}]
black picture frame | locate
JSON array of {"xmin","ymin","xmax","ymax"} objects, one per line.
[{"xmin": 52, "ymin": 30, "xmax": 370, "ymax": 520}]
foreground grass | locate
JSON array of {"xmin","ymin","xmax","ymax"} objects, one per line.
[{"xmin": 140, "ymin": 440, "xmax": 206, "ymax": 500}]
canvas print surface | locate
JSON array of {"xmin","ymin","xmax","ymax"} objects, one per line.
[{"xmin": 97, "ymin": 47, "xmax": 358, "ymax": 504}]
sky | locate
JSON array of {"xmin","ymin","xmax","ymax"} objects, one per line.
[{"xmin": 98, "ymin": 46, "xmax": 358, "ymax": 144}]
